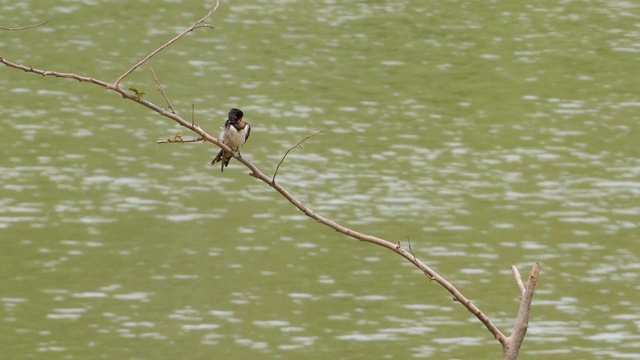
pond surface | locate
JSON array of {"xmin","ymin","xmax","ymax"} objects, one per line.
[{"xmin": 1, "ymin": 1, "xmax": 639, "ymax": 359}]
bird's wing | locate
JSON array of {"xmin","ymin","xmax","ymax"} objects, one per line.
[{"xmin": 245, "ymin": 123, "xmax": 251, "ymax": 141}]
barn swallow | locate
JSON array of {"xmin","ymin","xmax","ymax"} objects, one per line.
[{"xmin": 211, "ymin": 108, "xmax": 251, "ymax": 172}]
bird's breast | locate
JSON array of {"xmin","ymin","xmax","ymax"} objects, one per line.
[{"xmin": 224, "ymin": 126, "xmax": 248, "ymax": 151}]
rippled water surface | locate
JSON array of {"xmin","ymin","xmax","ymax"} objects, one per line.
[{"xmin": 1, "ymin": 1, "xmax": 639, "ymax": 359}]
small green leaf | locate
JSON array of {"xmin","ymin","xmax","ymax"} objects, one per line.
[{"xmin": 128, "ymin": 87, "xmax": 145, "ymax": 98}]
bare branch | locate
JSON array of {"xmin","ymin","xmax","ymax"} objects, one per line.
[
  {"xmin": 0, "ymin": 56, "xmax": 233, "ymax": 157},
  {"xmin": 2, "ymin": 4, "xmax": 540, "ymax": 356},
  {"xmin": 0, "ymin": 17, "xmax": 55, "ymax": 31},
  {"xmin": 150, "ymin": 66, "xmax": 175, "ymax": 114},
  {"xmin": 511, "ymin": 265, "xmax": 526, "ymax": 297},
  {"xmin": 114, "ymin": 0, "xmax": 220, "ymax": 86},
  {"xmin": 157, "ymin": 133, "xmax": 204, "ymax": 144},
  {"xmin": 2, "ymin": 47, "xmax": 514, "ymax": 359},
  {"xmin": 0, "ymin": 56, "xmax": 118, "ymax": 91},
  {"xmin": 503, "ymin": 262, "xmax": 541, "ymax": 360},
  {"xmin": 272, "ymin": 131, "xmax": 323, "ymax": 184}
]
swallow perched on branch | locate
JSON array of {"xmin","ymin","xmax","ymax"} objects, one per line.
[{"xmin": 211, "ymin": 108, "xmax": 251, "ymax": 172}]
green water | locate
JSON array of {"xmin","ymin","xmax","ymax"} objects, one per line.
[{"xmin": 1, "ymin": 1, "xmax": 639, "ymax": 359}]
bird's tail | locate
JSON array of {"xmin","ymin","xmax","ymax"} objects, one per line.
[{"xmin": 211, "ymin": 150, "xmax": 232, "ymax": 172}]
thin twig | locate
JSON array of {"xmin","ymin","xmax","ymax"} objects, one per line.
[
  {"xmin": 191, "ymin": 104, "xmax": 195, "ymax": 127},
  {"xmin": 150, "ymin": 66, "xmax": 175, "ymax": 114},
  {"xmin": 194, "ymin": 24, "xmax": 216, "ymax": 30},
  {"xmin": 157, "ymin": 136, "xmax": 204, "ymax": 144},
  {"xmin": 0, "ymin": 17, "xmax": 55, "ymax": 31},
  {"xmin": 114, "ymin": 0, "xmax": 220, "ymax": 86},
  {"xmin": 272, "ymin": 131, "xmax": 322, "ymax": 184},
  {"xmin": 405, "ymin": 235, "xmax": 433, "ymax": 280},
  {"xmin": 406, "ymin": 235, "xmax": 414, "ymax": 258},
  {"xmin": 511, "ymin": 265, "xmax": 526, "ymax": 297}
]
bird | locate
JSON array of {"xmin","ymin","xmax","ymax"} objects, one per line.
[{"xmin": 211, "ymin": 108, "xmax": 251, "ymax": 172}]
